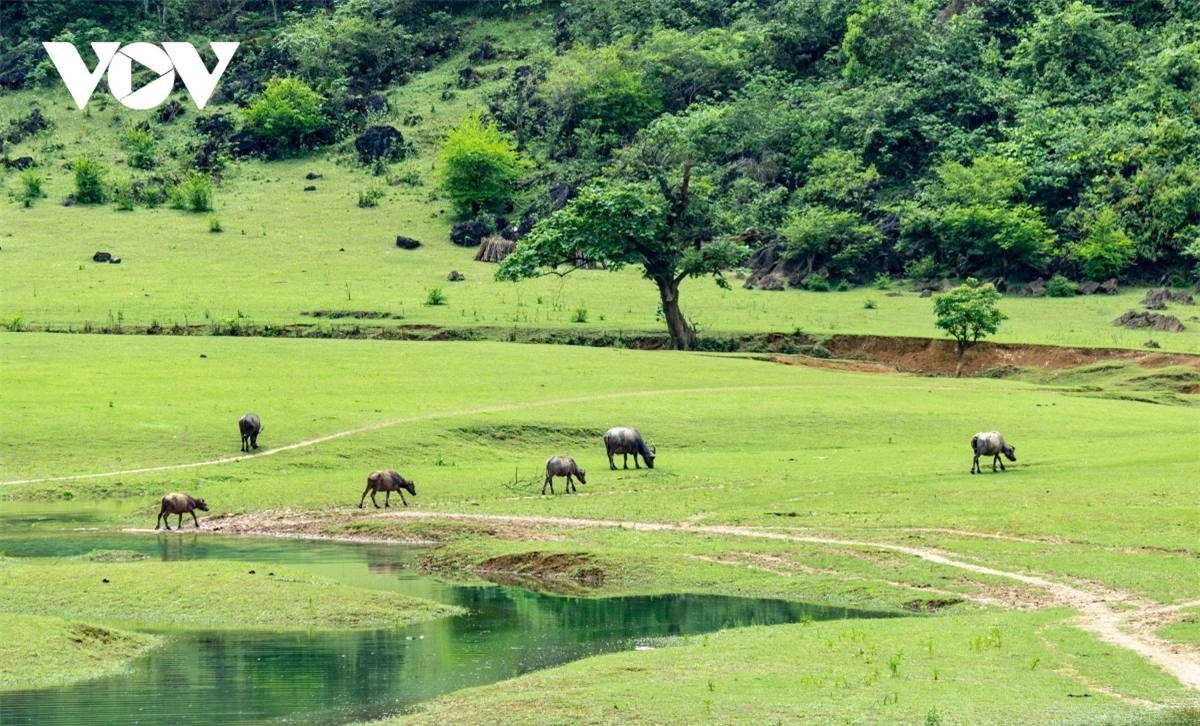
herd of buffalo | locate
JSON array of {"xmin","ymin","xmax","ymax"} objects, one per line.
[{"xmin": 153, "ymin": 413, "xmax": 1015, "ymax": 529}]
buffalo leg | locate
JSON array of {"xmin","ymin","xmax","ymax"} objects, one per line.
[
  {"xmin": 997, "ymin": 454, "xmax": 1005, "ymax": 472},
  {"xmin": 568, "ymin": 475, "xmax": 577, "ymax": 493},
  {"xmin": 241, "ymin": 435, "xmax": 248, "ymax": 452},
  {"xmin": 162, "ymin": 516, "xmax": 171, "ymax": 531},
  {"xmin": 397, "ymin": 491, "xmax": 408, "ymax": 507},
  {"xmin": 155, "ymin": 512, "xmax": 163, "ymax": 530},
  {"xmin": 251, "ymin": 433, "xmax": 258, "ymax": 450},
  {"xmin": 633, "ymin": 453, "xmax": 641, "ymax": 469},
  {"xmin": 384, "ymin": 490, "xmax": 391, "ymax": 508},
  {"xmin": 178, "ymin": 513, "xmax": 184, "ymax": 528},
  {"xmin": 622, "ymin": 453, "xmax": 629, "ymax": 469},
  {"xmin": 971, "ymin": 453, "xmax": 979, "ymax": 475},
  {"xmin": 359, "ymin": 487, "xmax": 371, "ymax": 509},
  {"xmin": 371, "ymin": 490, "xmax": 380, "ymax": 508},
  {"xmin": 607, "ymin": 451, "xmax": 616, "ymax": 470},
  {"xmin": 191, "ymin": 510, "xmax": 200, "ymax": 528},
  {"xmin": 542, "ymin": 476, "xmax": 552, "ymax": 495}
]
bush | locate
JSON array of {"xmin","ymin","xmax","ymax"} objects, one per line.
[
  {"xmin": 123, "ymin": 127, "xmax": 156, "ymax": 169},
  {"xmin": 864, "ymin": 298, "xmax": 877, "ymax": 309},
  {"xmin": 1072, "ymin": 208, "xmax": 1135, "ymax": 281},
  {"xmin": 904, "ymin": 255, "xmax": 946, "ymax": 281},
  {"xmin": 73, "ymin": 155, "xmax": 106, "ymax": 204},
  {"xmin": 18, "ymin": 170, "xmax": 43, "ymax": 206},
  {"xmin": 1046, "ymin": 274, "xmax": 1074, "ymax": 297},
  {"xmin": 874, "ymin": 272, "xmax": 891, "ymax": 290},
  {"xmin": 571, "ymin": 306, "xmax": 588, "ymax": 323},
  {"xmin": 438, "ymin": 113, "xmax": 526, "ymax": 218},
  {"xmin": 357, "ymin": 184, "xmax": 385, "ymax": 208},
  {"xmin": 169, "ymin": 173, "xmax": 213, "ymax": 213},
  {"xmin": 806, "ymin": 273, "xmax": 830, "ymax": 292},
  {"xmin": 243, "ymin": 76, "xmax": 330, "ymax": 154},
  {"xmin": 836, "ymin": 279, "xmax": 850, "ymax": 291},
  {"xmin": 110, "ymin": 176, "xmax": 135, "ymax": 211},
  {"xmin": 208, "ymin": 216, "xmax": 223, "ymax": 233},
  {"xmin": 425, "ymin": 287, "xmax": 446, "ymax": 305}
]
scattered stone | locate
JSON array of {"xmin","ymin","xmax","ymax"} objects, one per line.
[
  {"xmin": 304, "ymin": 185, "xmax": 316, "ymax": 191},
  {"xmin": 1075, "ymin": 281, "xmax": 1101, "ymax": 295},
  {"xmin": 887, "ymin": 292, "xmax": 903, "ymax": 297},
  {"xmin": 1113, "ymin": 309, "xmax": 1185, "ymax": 332},
  {"xmin": 10, "ymin": 156, "xmax": 33, "ymax": 170},
  {"xmin": 110, "ymin": 257, "xmax": 121, "ymax": 264},
  {"xmin": 62, "ymin": 196, "xmax": 75, "ymax": 207},
  {"xmin": 939, "ymin": 278, "xmax": 953, "ymax": 292},
  {"xmin": 470, "ymin": 42, "xmax": 497, "ymax": 62},
  {"xmin": 230, "ymin": 128, "xmax": 271, "ymax": 158},
  {"xmin": 305, "ymin": 171, "xmax": 322, "ymax": 180},
  {"xmin": 1028, "ymin": 277, "xmax": 1047, "ymax": 297},
  {"xmin": 194, "ymin": 113, "xmax": 234, "ymax": 139},
  {"xmin": 492, "ymin": 67, "xmax": 508, "ymax": 80},
  {"xmin": 354, "ymin": 125, "xmax": 406, "ymax": 164},
  {"xmin": 475, "ymin": 235, "xmax": 515, "ymax": 263},
  {"xmin": 447, "ymin": 270, "xmax": 465, "ymax": 282},
  {"xmin": 456, "ymin": 67, "xmax": 481, "ymax": 89},
  {"xmin": 549, "ymin": 182, "xmax": 571, "ymax": 211},
  {"xmin": 92, "ymin": 251, "xmax": 113, "ymax": 263},
  {"xmin": 1141, "ymin": 287, "xmax": 1195, "ymax": 309},
  {"xmin": 395, "ymin": 235, "xmax": 422, "ymax": 250},
  {"xmin": 1144, "ymin": 339, "xmax": 1160, "ymax": 348},
  {"xmin": 451, "ymin": 219, "xmax": 490, "ymax": 247},
  {"xmin": 742, "ymin": 243, "xmax": 805, "ymax": 290},
  {"xmin": 1099, "ymin": 278, "xmax": 1119, "ymax": 295},
  {"xmin": 154, "ymin": 99, "xmax": 185, "ymax": 123},
  {"xmin": 920, "ymin": 289, "xmax": 933, "ymax": 298}
]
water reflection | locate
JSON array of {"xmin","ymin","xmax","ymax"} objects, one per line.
[{"xmin": 0, "ymin": 534, "xmax": 896, "ymax": 725}]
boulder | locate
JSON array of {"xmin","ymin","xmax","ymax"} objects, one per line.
[
  {"xmin": 920, "ymin": 289, "xmax": 933, "ymax": 298},
  {"xmin": 549, "ymin": 182, "xmax": 571, "ymax": 211},
  {"xmin": 451, "ymin": 219, "xmax": 490, "ymax": 247},
  {"xmin": 457, "ymin": 67, "xmax": 481, "ymax": 89},
  {"xmin": 395, "ymin": 236, "xmax": 422, "ymax": 250},
  {"xmin": 110, "ymin": 257, "xmax": 121, "ymax": 264},
  {"xmin": 154, "ymin": 99, "xmax": 185, "ymax": 123},
  {"xmin": 303, "ymin": 185, "xmax": 316, "ymax": 192},
  {"xmin": 92, "ymin": 251, "xmax": 113, "ymax": 262},
  {"xmin": 1075, "ymin": 281, "xmax": 1101, "ymax": 295},
  {"xmin": 230, "ymin": 128, "xmax": 270, "ymax": 158},
  {"xmin": 447, "ymin": 270, "xmax": 465, "ymax": 281},
  {"xmin": 1028, "ymin": 277, "xmax": 1047, "ymax": 298},
  {"xmin": 1113, "ymin": 309, "xmax": 1186, "ymax": 332},
  {"xmin": 1141, "ymin": 287, "xmax": 1195, "ymax": 308},
  {"xmin": 305, "ymin": 171, "xmax": 322, "ymax": 180},
  {"xmin": 1099, "ymin": 278, "xmax": 1119, "ymax": 295},
  {"xmin": 10, "ymin": 156, "xmax": 33, "ymax": 170},
  {"xmin": 194, "ymin": 113, "xmax": 234, "ymax": 139},
  {"xmin": 354, "ymin": 125, "xmax": 406, "ymax": 164},
  {"xmin": 470, "ymin": 42, "xmax": 497, "ymax": 62}
]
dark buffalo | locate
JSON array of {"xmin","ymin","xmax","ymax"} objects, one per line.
[
  {"xmin": 156, "ymin": 492, "xmax": 209, "ymax": 530},
  {"xmin": 239, "ymin": 413, "xmax": 262, "ymax": 452},
  {"xmin": 603, "ymin": 427, "xmax": 656, "ymax": 470},
  {"xmin": 544, "ymin": 455, "xmax": 586, "ymax": 495},
  {"xmin": 360, "ymin": 470, "xmax": 416, "ymax": 508}
]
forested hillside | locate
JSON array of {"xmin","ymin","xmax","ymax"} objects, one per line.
[{"xmin": 3, "ymin": 0, "xmax": 1199, "ymax": 288}]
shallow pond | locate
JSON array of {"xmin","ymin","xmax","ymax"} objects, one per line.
[{"xmin": 0, "ymin": 516, "xmax": 895, "ymax": 725}]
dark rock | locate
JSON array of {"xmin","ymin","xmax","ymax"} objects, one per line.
[
  {"xmin": 194, "ymin": 113, "xmax": 234, "ymax": 139},
  {"xmin": 938, "ymin": 278, "xmax": 953, "ymax": 292},
  {"xmin": 457, "ymin": 67, "xmax": 481, "ymax": 89},
  {"xmin": 493, "ymin": 67, "xmax": 508, "ymax": 80},
  {"xmin": 1099, "ymin": 278, "xmax": 1119, "ymax": 295},
  {"xmin": 395, "ymin": 236, "xmax": 422, "ymax": 250},
  {"xmin": 92, "ymin": 251, "xmax": 113, "ymax": 263},
  {"xmin": 192, "ymin": 139, "xmax": 223, "ymax": 172},
  {"xmin": 1141, "ymin": 287, "xmax": 1195, "ymax": 308},
  {"xmin": 402, "ymin": 114, "xmax": 423, "ymax": 127},
  {"xmin": 354, "ymin": 125, "xmax": 406, "ymax": 164},
  {"xmin": 304, "ymin": 185, "xmax": 316, "ymax": 191},
  {"xmin": 1075, "ymin": 281, "xmax": 1101, "ymax": 295},
  {"xmin": 1113, "ymin": 309, "xmax": 1185, "ymax": 332},
  {"xmin": 364, "ymin": 93, "xmax": 388, "ymax": 113},
  {"xmin": 109, "ymin": 257, "xmax": 121, "ymax": 264},
  {"xmin": 10, "ymin": 156, "xmax": 33, "ymax": 170},
  {"xmin": 1144, "ymin": 339, "xmax": 1160, "ymax": 348},
  {"xmin": 549, "ymin": 182, "xmax": 571, "ymax": 211},
  {"xmin": 447, "ymin": 270, "xmax": 465, "ymax": 281},
  {"xmin": 62, "ymin": 196, "xmax": 75, "ymax": 207},
  {"xmin": 154, "ymin": 99, "xmax": 185, "ymax": 123},
  {"xmin": 920, "ymin": 289, "xmax": 933, "ymax": 298},
  {"xmin": 1028, "ymin": 277, "xmax": 1047, "ymax": 298},
  {"xmin": 742, "ymin": 242, "xmax": 808, "ymax": 290},
  {"xmin": 451, "ymin": 219, "xmax": 490, "ymax": 247},
  {"xmin": 469, "ymin": 42, "xmax": 496, "ymax": 63},
  {"xmin": 305, "ymin": 172, "xmax": 322, "ymax": 180},
  {"xmin": 230, "ymin": 128, "xmax": 271, "ymax": 158}
]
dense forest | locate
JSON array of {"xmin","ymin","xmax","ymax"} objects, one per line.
[{"xmin": 4, "ymin": 0, "xmax": 1200, "ymax": 290}]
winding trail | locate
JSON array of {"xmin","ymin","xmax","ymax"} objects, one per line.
[
  {"xmin": 0, "ymin": 384, "xmax": 802, "ymax": 487},
  {"xmin": 208, "ymin": 509, "xmax": 1200, "ymax": 692}
]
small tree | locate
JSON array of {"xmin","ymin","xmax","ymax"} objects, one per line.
[
  {"xmin": 73, "ymin": 155, "xmax": 106, "ymax": 204},
  {"xmin": 438, "ymin": 113, "xmax": 526, "ymax": 218},
  {"xmin": 243, "ymin": 76, "xmax": 329, "ymax": 153},
  {"xmin": 933, "ymin": 278, "xmax": 1006, "ymax": 377},
  {"xmin": 123, "ymin": 127, "xmax": 157, "ymax": 169},
  {"xmin": 1071, "ymin": 208, "xmax": 1135, "ymax": 280}
]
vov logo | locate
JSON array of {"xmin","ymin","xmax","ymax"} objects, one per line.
[{"xmin": 42, "ymin": 42, "xmax": 239, "ymax": 111}]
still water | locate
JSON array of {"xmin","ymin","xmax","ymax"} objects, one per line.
[{"xmin": 0, "ymin": 514, "xmax": 894, "ymax": 725}]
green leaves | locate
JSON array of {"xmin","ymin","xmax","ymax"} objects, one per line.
[
  {"xmin": 243, "ymin": 77, "xmax": 330, "ymax": 154},
  {"xmin": 438, "ymin": 114, "xmax": 527, "ymax": 219},
  {"xmin": 933, "ymin": 279, "xmax": 1006, "ymax": 365},
  {"xmin": 1071, "ymin": 208, "xmax": 1135, "ymax": 280}
]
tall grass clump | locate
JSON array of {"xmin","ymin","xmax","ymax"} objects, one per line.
[
  {"xmin": 170, "ymin": 172, "xmax": 213, "ymax": 212},
  {"xmin": 73, "ymin": 155, "xmax": 106, "ymax": 204}
]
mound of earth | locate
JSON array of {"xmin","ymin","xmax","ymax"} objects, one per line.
[
  {"xmin": 1141, "ymin": 287, "xmax": 1195, "ymax": 309},
  {"xmin": 475, "ymin": 235, "xmax": 515, "ymax": 263},
  {"xmin": 476, "ymin": 551, "xmax": 605, "ymax": 589},
  {"xmin": 1113, "ymin": 309, "xmax": 1186, "ymax": 332}
]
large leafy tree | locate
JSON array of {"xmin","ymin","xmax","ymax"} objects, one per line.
[
  {"xmin": 498, "ymin": 124, "xmax": 745, "ymax": 350},
  {"xmin": 933, "ymin": 278, "xmax": 1006, "ymax": 377}
]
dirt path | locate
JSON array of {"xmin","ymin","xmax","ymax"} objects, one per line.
[
  {"xmin": 204, "ymin": 509, "xmax": 1200, "ymax": 692},
  {"xmin": 0, "ymin": 385, "xmax": 805, "ymax": 487}
]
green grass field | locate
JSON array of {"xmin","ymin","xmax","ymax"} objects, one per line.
[{"xmin": 0, "ymin": 613, "xmax": 162, "ymax": 691}]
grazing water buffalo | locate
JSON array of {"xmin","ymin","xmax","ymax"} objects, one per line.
[
  {"xmin": 604, "ymin": 427, "xmax": 656, "ymax": 470},
  {"xmin": 239, "ymin": 413, "xmax": 262, "ymax": 452},
  {"xmin": 971, "ymin": 431, "xmax": 1016, "ymax": 474},
  {"xmin": 543, "ymin": 455, "xmax": 586, "ymax": 495},
  {"xmin": 360, "ymin": 470, "xmax": 416, "ymax": 508},
  {"xmin": 156, "ymin": 492, "xmax": 208, "ymax": 530}
]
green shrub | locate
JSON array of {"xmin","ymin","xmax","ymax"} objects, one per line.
[
  {"xmin": 571, "ymin": 306, "xmax": 588, "ymax": 323},
  {"xmin": 169, "ymin": 173, "xmax": 213, "ymax": 213},
  {"xmin": 1071, "ymin": 208, "xmax": 1135, "ymax": 281},
  {"xmin": 123, "ymin": 127, "xmax": 157, "ymax": 170},
  {"xmin": 357, "ymin": 184, "xmax": 385, "ymax": 208},
  {"xmin": 873, "ymin": 272, "xmax": 891, "ymax": 290},
  {"xmin": 110, "ymin": 176, "xmax": 135, "ymax": 211},
  {"xmin": 904, "ymin": 255, "xmax": 945, "ymax": 281},
  {"xmin": 1046, "ymin": 274, "xmax": 1074, "ymax": 297},
  {"xmin": 425, "ymin": 287, "xmax": 446, "ymax": 306},
  {"xmin": 806, "ymin": 273, "xmax": 830, "ymax": 292},
  {"xmin": 73, "ymin": 155, "xmax": 106, "ymax": 204},
  {"xmin": 208, "ymin": 216, "xmax": 223, "ymax": 233},
  {"xmin": 243, "ymin": 76, "xmax": 330, "ymax": 154},
  {"xmin": 863, "ymin": 298, "xmax": 877, "ymax": 309},
  {"xmin": 438, "ymin": 112, "xmax": 527, "ymax": 218},
  {"xmin": 18, "ymin": 170, "xmax": 43, "ymax": 206},
  {"xmin": 836, "ymin": 279, "xmax": 850, "ymax": 291}
]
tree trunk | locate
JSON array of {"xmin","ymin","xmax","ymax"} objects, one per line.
[
  {"xmin": 955, "ymin": 340, "xmax": 966, "ymax": 378},
  {"xmin": 656, "ymin": 278, "xmax": 693, "ymax": 351}
]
